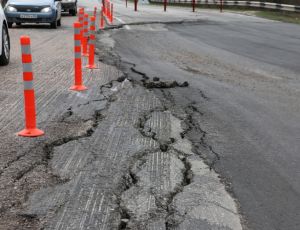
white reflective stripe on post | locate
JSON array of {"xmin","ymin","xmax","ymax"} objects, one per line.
[
  {"xmin": 89, "ymin": 37, "xmax": 96, "ymax": 45},
  {"xmin": 89, "ymin": 38, "xmax": 95, "ymax": 45},
  {"xmin": 75, "ymin": 52, "xmax": 81, "ymax": 58},
  {"xmin": 75, "ymin": 40, "xmax": 81, "ymax": 46},
  {"xmin": 21, "ymin": 45, "xmax": 31, "ymax": 55},
  {"xmin": 89, "ymin": 35, "xmax": 95, "ymax": 45},
  {"xmin": 22, "ymin": 63, "xmax": 32, "ymax": 72},
  {"xmin": 84, "ymin": 17, "xmax": 88, "ymax": 38},
  {"xmin": 23, "ymin": 80, "xmax": 34, "ymax": 90},
  {"xmin": 75, "ymin": 28, "xmax": 80, "ymax": 35},
  {"xmin": 89, "ymin": 19, "xmax": 95, "ymax": 45}
]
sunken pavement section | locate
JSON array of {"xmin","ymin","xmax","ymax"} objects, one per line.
[{"xmin": 0, "ymin": 27, "xmax": 243, "ymax": 230}]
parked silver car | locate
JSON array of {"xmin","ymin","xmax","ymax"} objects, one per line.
[
  {"xmin": 4, "ymin": 0, "xmax": 62, "ymax": 28},
  {"xmin": 0, "ymin": 1, "xmax": 10, "ymax": 65}
]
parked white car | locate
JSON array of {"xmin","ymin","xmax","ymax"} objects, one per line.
[{"xmin": 0, "ymin": 1, "xmax": 10, "ymax": 65}]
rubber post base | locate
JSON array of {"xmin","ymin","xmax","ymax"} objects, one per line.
[
  {"xmin": 69, "ymin": 85, "xmax": 88, "ymax": 91},
  {"xmin": 17, "ymin": 128, "xmax": 44, "ymax": 137},
  {"xmin": 85, "ymin": 64, "xmax": 97, "ymax": 69}
]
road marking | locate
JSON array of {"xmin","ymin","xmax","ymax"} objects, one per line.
[{"xmin": 115, "ymin": 17, "xmax": 131, "ymax": 30}]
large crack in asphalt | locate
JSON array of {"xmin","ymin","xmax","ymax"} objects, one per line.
[
  {"xmin": 117, "ymin": 149, "xmax": 160, "ymax": 229},
  {"xmin": 6, "ymin": 23, "xmax": 244, "ymax": 229},
  {"xmin": 97, "ymin": 35, "xmax": 187, "ymax": 229},
  {"xmin": 100, "ymin": 19, "xmax": 223, "ymax": 31},
  {"xmin": 15, "ymin": 79, "xmax": 122, "ymax": 185},
  {"xmin": 164, "ymin": 153, "xmax": 192, "ymax": 230},
  {"xmin": 98, "ymin": 36, "xmax": 220, "ymax": 167},
  {"xmin": 89, "ymin": 83, "xmax": 194, "ymax": 229},
  {"xmin": 181, "ymin": 102, "xmax": 221, "ymax": 170},
  {"xmin": 42, "ymin": 111, "xmax": 101, "ymax": 169},
  {"xmin": 0, "ymin": 74, "xmax": 131, "ymax": 229},
  {"xmin": 96, "ymin": 28, "xmax": 244, "ymax": 229},
  {"xmin": 1, "ymin": 19, "xmax": 242, "ymax": 230},
  {"xmin": 117, "ymin": 147, "xmax": 193, "ymax": 229},
  {"xmin": 108, "ymin": 84, "xmax": 194, "ymax": 228}
]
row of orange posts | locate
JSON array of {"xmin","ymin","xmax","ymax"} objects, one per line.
[
  {"xmin": 18, "ymin": 3, "xmax": 113, "ymax": 137},
  {"xmin": 103, "ymin": 0, "xmax": 114, "ymax": 24}
]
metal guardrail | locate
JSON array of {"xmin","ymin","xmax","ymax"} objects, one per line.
[{"xmin": 149, "ymin": 0, "xmax": 300, "ymax": 12}]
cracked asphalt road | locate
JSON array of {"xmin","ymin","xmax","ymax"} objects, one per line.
[
  {"xmin": 0, "ymin": 0, "xmax": 299, "ymax": 229},
  {"xmin": 99, "ymin": 1, "xmax": 300, "ymax": 230}
]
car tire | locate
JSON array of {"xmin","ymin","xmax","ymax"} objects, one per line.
[
  {"xmin": 16, "ymin": 23, "xmax": 21, "ymax": 26},
  {"xmin": 7, "ymin": 22, "xmax": 13, "ymax": 28},
  {"xmin": 0, "ymin": 25, "xmax": 10, "ymax": 66},
  {"xmin": 69, "ymin": 8, "xmax": 76, "ymax": 16},
  {"xmin": 50, "ymin": 20, "xmax": 57, "ymax": 29},
  {"xmin": 57, "ymin": 18, "xmax": 61, "ymax": 27}
]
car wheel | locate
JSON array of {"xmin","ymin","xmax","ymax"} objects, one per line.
[
  {"xmin": 69, "ymin": 8, "xmax": 76, "ymax": 16},
  {"xmin": 16, "ymin": 23, "xmax": 21, "ymax": 26},
  {"xmin": 57, "ymin": 18, "xmax": 61, "ymax": 27},
  {"xmin": 50, "ymin": 20, "xmax": 57, "ymax": 29},
  {"xmin": 7, "ymin": 22, "xmax": 13, "ymax": 28},
  {"xmin": 0, "ymin": 25, "xmax": 10, "ymax": 66}
]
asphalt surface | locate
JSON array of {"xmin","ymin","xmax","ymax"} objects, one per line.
[
  {"xmin": 0, "ymin": 0, "xmax": 299, "ymax": 229},
  {"xmin": 0, "ymin": 0, "xmax": 122, "ymax": 228},
  {"xmin": 102, "ymin": 2, "xmax": 300, "ymax": 230}
]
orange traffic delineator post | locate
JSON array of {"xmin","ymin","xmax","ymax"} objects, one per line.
[
  {"xmin": 70, "ymin": 22, "xmax": 87, "ymax": 91},
  {"xmin": 110, "ymin": 3, "xmax": 113, "ymax": 24},
  {"xmin": 106, "ymin": 0, "xmax": 108, "ymax": 16},
  {"xmin": 107, "ymin": 1, "xmax": 110, "ymax": 20},
  {"xmin": 86, "ymin": 16, "xmax": 97, "ymax": 69},
  {"xmin": 93, "ymin": 6, "xmax": 97, "ymax": 19},
  {"xmin": 93, "ymin": 7, "xmax": 97, "ymax": 30},
  {"xmin": 82, "ymin": 14, "xmax": 89, "ymax": 57},
  {"xmin": 103, "ymin": 0, "xmax": 106, "ymax": 16},
  {"xmin": 78, "ymin": 7, "xmax": 84, "ymax": 21},
  {"xmin": 18, "ymin": 36, "xmax": 44, "ymax": 137},
  {"xmin": 78, "ymin": 8, "xmax": 84, "ymax": 52},
  {"xmin": 100, "ymin": 7, "xmax": 105, "ymax": 29}
]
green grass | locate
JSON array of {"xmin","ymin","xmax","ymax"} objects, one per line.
[
  {"xmin": 209, "ymin": 6, "xmax": 300, "ymax": 25},
  {"xmin": 255, "ymin": 10, "xmax": 300, "ymax": 24},
  {"xmin": 150, "ymin": 2, "xmax": 300, "ymax": 25}
]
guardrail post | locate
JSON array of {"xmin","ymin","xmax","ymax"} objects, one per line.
[
  {"xmin": 220, "ymin": 0, "xmax": 223, "ymax": 13},
  {"xmin": 18, "ymin": 36, "xmax": 44, "ymax": 137},
  {"xmin": 192, "ymin": 0, "xmax": 195, "ymax": 12},
  {"xmin": 134, "ymin": 0, "xmax": 137, "ymax": 11}
]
